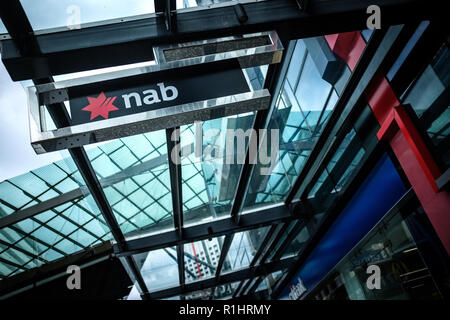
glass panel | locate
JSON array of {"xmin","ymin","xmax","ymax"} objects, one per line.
[
  {"xmin": 222, "ymin": 226, "xmax": 270, "ymax": 273},
  {"xmin": 181, "ymin": 112, "xmax": 256, "ymax": 225},
  {"xmin": 0, "ymin": 147, "xmax": 111, "ymax": 278},
  {"xmin": 0, "ymin": 194, "xmax": 108, "ymax": 277},
  {"xmin": 20, "ymin": 0, "xmax": 155, "ymax": 31},
  {"xmin": 403, "ymin": 43, "xmax": 450, "ymax": 167},
  {"xmin": 184, "ymin": 236, "xmax": 224, "ymax": 283},
  {"xmin": 86, "ymin": 130, "xmax": 174, "ymax": 237},
  {"xmin": 242, "ymin": 34, "xmax": 356, "ymax": 211},
  {"xmin": 134, "ymin": 247, "xmax": 180, "ymax": 292},
  {"xmin": 0, "ymin": 18, "xmax": 7, "ymax": 34},
  {"xmin": 281, "ymin": 225, "xmax": 310, "ymax": 259},
  {"xmin": 257, "ymin": 270, "xmax": 285, "ymax": 293},
  {"xmin": 267, "ymin": 221, "xmax": 297, "ymax": 262}
]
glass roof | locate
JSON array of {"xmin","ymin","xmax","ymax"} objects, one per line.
[
  {"xmin": 85, "ymin": 130, "xmax": 175, "ymax": 237},
  {"xmin": 0, "ymin": 24, "xmax": 371, "ymax": 298},
  {"xmin": 241, "ymin": 38, "xmax": 352, "ymax": 211},
  {"xmin": 222, "ymin": 226, "xmax": 270, "ymax": 273},
  {"xmin": 0, "ymin": 157, "xmax": 111, "ymax": 278},
  {"xmin": 19, "ymin": 0, "xmax": 156, "ymax": 31}
]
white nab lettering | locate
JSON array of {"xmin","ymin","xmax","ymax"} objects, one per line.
[{"xmin": 121, "ymin": 82, "xmax": 179, "ymax": 108}]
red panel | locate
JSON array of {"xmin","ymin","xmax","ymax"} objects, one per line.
[
  {"xmin": 324, "ymin": 34, "xmax": 339, "ymax": 49},
  {"xmin": 394, "ymin": 106, "xmax": 441, "ymax": 190},
  {"xmin": 390, "ymin": 132, "xmax": 450, "ymax": 254},
  {"xmin": 326, "ymin": 33, "xmax": 450, "ymax": 254},
  {"xmin": 365, "ymin": 72, "xmax": 400, "ymax": 124},
  {"xmin": 346, "ymin": 33, "xmax": 366, "ymax": 71},
  {"xmin": 325, "ymin": 32, "xmax": 366, "ymax": 71},
  {"xmin": 377, "ymin": 106, "xmax": 441, "ymax": 191}
]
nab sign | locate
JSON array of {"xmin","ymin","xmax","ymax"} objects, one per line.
[{"xmin": 69, "ymin": 60, "xmax": 250, "ymax": 126}]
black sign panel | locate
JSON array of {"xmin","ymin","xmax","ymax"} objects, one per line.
[{"xmin": 68, "ymin": 60, "xmax": 250, "ymax": 126}]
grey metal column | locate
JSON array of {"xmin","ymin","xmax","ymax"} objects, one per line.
[{"xmin": 165, "ymin": 127, "xmax": 186, "ymax": 290}]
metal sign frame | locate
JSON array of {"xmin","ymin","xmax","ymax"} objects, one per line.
[{"xmin": 28, "ymin": 31, "xmax": 283, "ymax": 154}]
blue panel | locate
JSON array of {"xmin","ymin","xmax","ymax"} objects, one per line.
[{"xmin": 279, "ymin": 153, "xmax": 406, "ymax": 299}]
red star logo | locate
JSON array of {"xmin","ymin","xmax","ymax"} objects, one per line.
[{"xmin": 82, "ymin": 92, "xmax": 118, "ymax": 120}]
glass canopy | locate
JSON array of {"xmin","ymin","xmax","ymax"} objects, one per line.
[
  {"xmin": 0, "ymin": 27, "xmax": 371, "ymax": 299},
  {"xmin": 0, "ymin": 157, "xmax": 111, "ymax": 278}
]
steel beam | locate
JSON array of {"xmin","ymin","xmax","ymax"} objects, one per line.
[
  {"xmin": 166, "ymin": 127, "xmax": 186, "ymax": 287},
  {"xmin": 0, "ymin": 188, "xmax": 84, "ymax": 229},
  {"xmin": 114, "ymin": 203, "xmax": 293, "ymax": 256},
  {"xmin": 149, "ymin": 256, "xmax": 297, "ymax": 300},
  {"xmin": 166, "ymin": 128, "xmax": 183, "ymax": 237}
]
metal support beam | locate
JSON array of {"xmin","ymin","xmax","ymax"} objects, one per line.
[
  {"xmin": 149, "ymin": 256, "xmax": 297, "ymax": 300},
  {"xmin": 166, "ymin": 128, "xmax": 183, "ymax": 237},
  {"xmin": 214, "ymin": 234, "xmax": 234, "ymax": 278},
  {"xmin": 114, "ymin": 203, "xmax": 293, "ymax": 256},
  {"xmin": 0, "ymin": 188, "xmax": 84, "ymax": 229}
]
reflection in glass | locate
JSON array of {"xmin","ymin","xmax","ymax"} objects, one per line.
[
  {"xmin": 128, "ymin": 247, "xmax": 179, "ymax": 299},
  {"xmin": 222, "ymin": 226, "xmax": 270, "ymax": 273},
  {"xmin": 0, "ymin": 156, "xmax": 110, "ymax": 278},
  {"xmin": 184, "ymin": 236, "xmax": 224, "ymax": 283},
  {"xmin": 181, "ymin": 113, "xmax": 256, "ymax": 225},
  {"xmin": 242, "ymin": 35, "xmax": 355, "ymax": 211},
  {"xmin": 403, "ymin": 43, "xmax": 450, "ymax": 167},
  {"xmin": 85, "ymin": 130, "xmax": 174, "ymax": 237},
  {"xmin": 0, "ymin": 18, "xmax": 7, "ymax": 34}
]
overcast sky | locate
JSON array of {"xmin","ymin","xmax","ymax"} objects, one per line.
[{"xmin": 0, "ymin": 55, "xmax": 65, "ymax": 182}]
